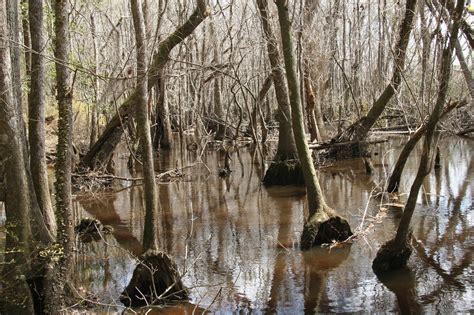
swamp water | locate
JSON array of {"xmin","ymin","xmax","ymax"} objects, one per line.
[{"xmin": 1, "ymin": 136, "xmax": 473, "ymax": 313}]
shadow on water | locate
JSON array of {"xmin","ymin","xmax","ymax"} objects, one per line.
[{"xmin": 2, "ymin": 135, "xmax": 470, "ymax": 313}]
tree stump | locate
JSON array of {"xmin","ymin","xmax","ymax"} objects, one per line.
[{"xmin": 120, "ymin": 250, "xmax": 188, "ymax": 307}]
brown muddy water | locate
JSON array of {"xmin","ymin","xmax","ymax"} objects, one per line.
[{"xmin": 1, "ymin": 136, "xmax": 473, "ymax": 314}]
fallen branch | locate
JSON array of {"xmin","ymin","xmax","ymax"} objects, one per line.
[{"xmin": 309, "ymin": 139, "xmax": 388, "ymax": 150}]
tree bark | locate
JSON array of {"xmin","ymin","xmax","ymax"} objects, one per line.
[
  {"xmin": 303, "ymin": 64, "xmax": 320, "ymax": 142},
  {"xmin": 81, "ymin": 0, "xmax": 210, "ymax": 171},
  {"xmin": 153, "ymin": 70, "xmax": 172, "ymax": 149},
  {"xmin": 28, "ymin": 0, "xmax": 56, "ymax": 237},
  {"xmin": 387, "ymin": 100, "xmax": 467, "ymax": 193},
  {"xmin": 44, "ymin": 0, "xmax": 74, "ymax": 312},
  {"xmin": 89, "ymin": 12, "xmax": 99, "ymax": 148},
  {"xmin": 454, "ymin": 39, "xmax": 474, "ymax": 101},
  {"xmin": 275, "ymin": 0, "xmax": 351, "ymax": 249},
  {"xmin": 0, "ymin": 1, "xmax": 35, "ymax": 311},
  {"xmin": 130, "ymin": 0, "xmax": 158, "ymax": 252},
  {"xmin": 394, "ymin": 0, "xmax": 462, "ymax": 246},
  {"xmin": 256, "ymin": 0, "xmax": 297, "ymax": 161},
  {"xmin": 257, "ymin": 0, "xmax": 305, "ymax": 186}
]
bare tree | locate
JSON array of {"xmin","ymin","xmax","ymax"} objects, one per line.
[{"xmin": 373, "ymin": 0, "xmax": 464, "ymax": 274}]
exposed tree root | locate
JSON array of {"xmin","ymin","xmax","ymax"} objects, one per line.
[
  {"xmin": 120, "ymin": 250, "xmax": 188, "ymax": 307},
  {"xmin": 300, "ymin": 211, "xmax": 353, "ymax": 250},
  {"xmin": 372, "ymin": 234, "xmax": 413, "ymax": 275},
  {"xmin": 263, "ymin": 159, "xmax": 305, "ymax": 186}
]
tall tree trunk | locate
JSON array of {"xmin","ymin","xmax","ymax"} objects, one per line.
[
  {"xmin": 0, "ymin": 1, "xmax": 35, "ymax": 311},
  {"xmin": 89, "ymin": 12, "xmax": 99, "ymax": 148},
  {"xmin": 257, "ymin": 0, "xmax": 301, "ymax": 186},
  {"xmin": 373, "ymin": 0, "xmax": 464, "ymax": 274},
  {"xmin": 303, "ymin": 0, "xmax": 327, "ymax": 141},
  {"xmin": 6, "ymin": 0, "xmax": 22, "ymax": 114},
  {"xmin": 21, "ymin": 0, "xmax": 31, "ymax": 76},
  {"xmin": 44, "ymin": 0, "xmax": 74, "ymax": 312},
  {"xmin": 153, "ymin": 70, "xmax": 172, "ymax": 150},
  {"xmin": 120, "ymin": 0, "xmax": 188, "ymax": 307},
  {"xmin": 28, "ymin": 0, "xmax": 56, "ymax": 237},
  {"xmin": 81, "ymin": 0, "xmax": 209, "ymax": 171},
  {"xmin": 130, "ymin": 0, "xmax": 158, "ymax": 252},
  {"xmin": 454, "ymin": 39, "xmax": 474, "ymax": 101},
  {"xmin": 303, "ymin": 64, "xmax": 320, "ymax": 142},
  {"xmin": 275, "ymin": 0, "xmax": 352, "ymax": 250}
]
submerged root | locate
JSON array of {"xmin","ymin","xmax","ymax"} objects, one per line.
[
  {"xmin": 372, "ymin": 235, "xmax": 413, "ymax": 275},
  {"xmin": 120, "ymin": 250, "xmax": 188, "ymax": 307},
  {"xmin": 300, "ymin": 214, "xmax": 353, "ymax": 250},
  {"xmin": 263, "ymin": 159, "xmax": 305, "ymax": 186}
]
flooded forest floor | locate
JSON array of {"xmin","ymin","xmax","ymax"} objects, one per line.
[{"xmin": 1, "ymin": 135, "xmax": 473, "ymax": 313}]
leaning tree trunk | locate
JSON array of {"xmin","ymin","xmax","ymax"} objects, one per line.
[
  {"xmin": 44, "ymin": 0, "xmax": 75, "ymax": 312},
  {"xmin": 327, "ymin": 0, "xmax": 417, "ymax": 159},
  {"xmin": 81, "ymin": 0, "xmax": 210, "ymax": 171},
  {"xmin": 0, "ymin": 2, "xmax": 35, "ymax": 311},
  {"xmin": 28, "ymin": 0, "xmax": 56, "ymax": 237},
  {"xmin": 373, "ymin": 0, "xmax": 464, "ymax": 274},
  {"xmin": 275, "ymin": 0, "xmax": 352, "ymax": 250},
  {"xmin": 257, "ymin": 0, "xmax": 303, "ymax": 186},
  {"xmin": 387, "ymin": 100, "xmax": 466, "ymax": 193},
  {"xmin": 120, "ymin": 0, "xmax": 188, "ymax": 307}
]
